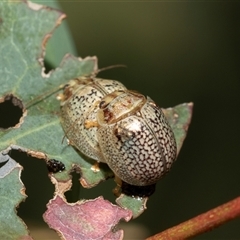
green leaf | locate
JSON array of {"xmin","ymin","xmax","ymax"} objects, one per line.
[
  {"xmin": 116, "ymin": 194, "xmax": 148, "ymax": 219},
  {"xmin": 0, "ymin": 0, "xmax": 100, "ymax": 183},
  {"xmin": 0, "ymin": 153, "xmax": 30, "ymax": 239},
  {"xmin": 30, "ymin": 0, "xmax": 77, "ymax": 67},
  {"xmin": 0, "ymin": 0, "xmax": 105, "ymax": 234},
  {"xmin": 0, "ymin": 0, "xmax": 116, "ymax": 220},
  {"xmin": 163, "ymin": 102, "xmax": 194, "ymax": 156},
  {"xmin": 0, "ymin": 1, "xmax": 193, "ymax": 233}
]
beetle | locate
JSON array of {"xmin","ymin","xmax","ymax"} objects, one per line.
[{"xmin": 58, "ymin": 75, "xmax": 177, "ymax": 186}]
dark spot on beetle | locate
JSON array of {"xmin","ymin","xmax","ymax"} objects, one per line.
[
  {"xmin": 47, "ymin": 159, "xmax": 65, "ymax": 173},
  {"xmin": 114, "ymin": 127, "xmax": 122, "ymax": 141},
  {"xmin": 99, "ymin": 100, "xmax": 106, "ymax": 109},
  {"xmin": 62, "ymin": 83, "xmax": 69, "ymax": 90},
  {"xmin": 103, "ymin": 108, "xmax": 114, "ymax": 122},
  {"xmin": 116, "ymin": 90, "xmax": 125, "ymax": 94},
  {"xmin": 63, "ymin": 87, "xmax": 73, "ymax": 101},
  {"xmin": 99, "ymin": 98, "xmax": 111, "ymax": 109},
  {"xmin": 121, "ymin": 181, "xmax": 156, "ymax": 198}
]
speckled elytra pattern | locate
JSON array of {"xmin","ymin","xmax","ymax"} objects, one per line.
[
  {"xmin": 97, "ymin": 93, "xmax": 176, "ymax": 186},
  {"xmin": 60, "ymin": 77, "xmax": 177, "ymax": 186},
  {"xmin": 60, "ymin": 77, "xmax": 127, "ymax": 161},
  {"xmin": 141, "ymin": 97, "xmax": 177, "ymax": 171}
]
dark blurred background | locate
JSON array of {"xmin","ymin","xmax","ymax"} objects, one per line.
[{"xmin": 18, "ymin": 1, "xmax": 240, "ymax": 239}]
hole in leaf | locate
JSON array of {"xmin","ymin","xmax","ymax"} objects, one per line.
[
  {"xmin": 43, "ymin": 59, "xmax": 54, "ymax": 74},
  {"xmin": 64, "ymin": 170, "xmax": 116, "ymax": 204},
  {"xmin": 10, "ymin": 150, "xmax": 57, "ymax": 238},
  {"xmin": 65, "ymin": 171, "xmax": 81, "ymax": 203},
  {"xmin": 0, "ymin": 94, "xmax": 24, "ymax": 129},
  {"xmin": 0, "ymin": 159, "xmax": 8, "ymax": 168}
]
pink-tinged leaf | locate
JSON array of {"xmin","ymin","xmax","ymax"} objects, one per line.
[{"xmin": 43, "ymin": 196, "xmax": 132, "ymax": 240}]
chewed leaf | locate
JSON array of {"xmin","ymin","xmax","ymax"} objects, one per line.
[
  {"xmin": 43, "ymin": 195, "xmax": 132, "ymax": 240},
  {"xmin": 0, "ymin": 2, "xmax": 193, "ymax": 234},
  {"xmin": 77, "ymin": 159, "xmax": 114, "ymax": 188},
  {"xmin": 116, "ymin": 194, "xmax": 148, "ymax": 219},
  {"xmin": 0, "ymin": 152, "xmax": 32, "ymax": 239},
  {"xmin": 0, "ymin": 0, "xmax": 108, "ymax": 188},
  {"xmin": 0, "ymin": 0, "xmax": 115, "ymax": 189},
  {"xmin": 163, "ymin": 103, "xmax": 193, "ymax": 155},
  {"xmin": 31, "ymin": 0, "xmax": 78, "ymax": 67}
]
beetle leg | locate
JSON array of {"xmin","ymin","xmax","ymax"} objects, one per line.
[
  {"xmin": 84, "ymin": 100, "xmax": 101, "ymax": 129},
  {"xmin": 113, "ymin": 176, "xmax": 122, "ymax": 197},
  {"xmin": 84, "ymin": 120, "xmax": 99, "ymax": 128},
  {"xmin": 91, "ymin": 161, "xmax": 100, "ymax": 172}
]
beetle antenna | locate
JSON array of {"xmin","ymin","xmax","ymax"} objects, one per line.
[
  {"xmin": 91, "ymin": 64, "xmax": 127, "ymax": 77},
  {"xmin": 25, "ymin": 85, "xmax": 63, "ymax": 109},
  {"xmin": 26, "ymin": 65, "xmax": 126, "ymax": 109},
  {"xmin": 61, "ymin": 118, "xmax": 82, "ymax": 144}
]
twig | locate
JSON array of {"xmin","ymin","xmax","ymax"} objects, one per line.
[{"xmin": 146, "ymin": 196, "xmax": 240, "ymax": 240}]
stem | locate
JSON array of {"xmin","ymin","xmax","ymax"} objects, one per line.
[{"xmin": 146, "ymin": 196, "xmax": 240, "ymax": 240}]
